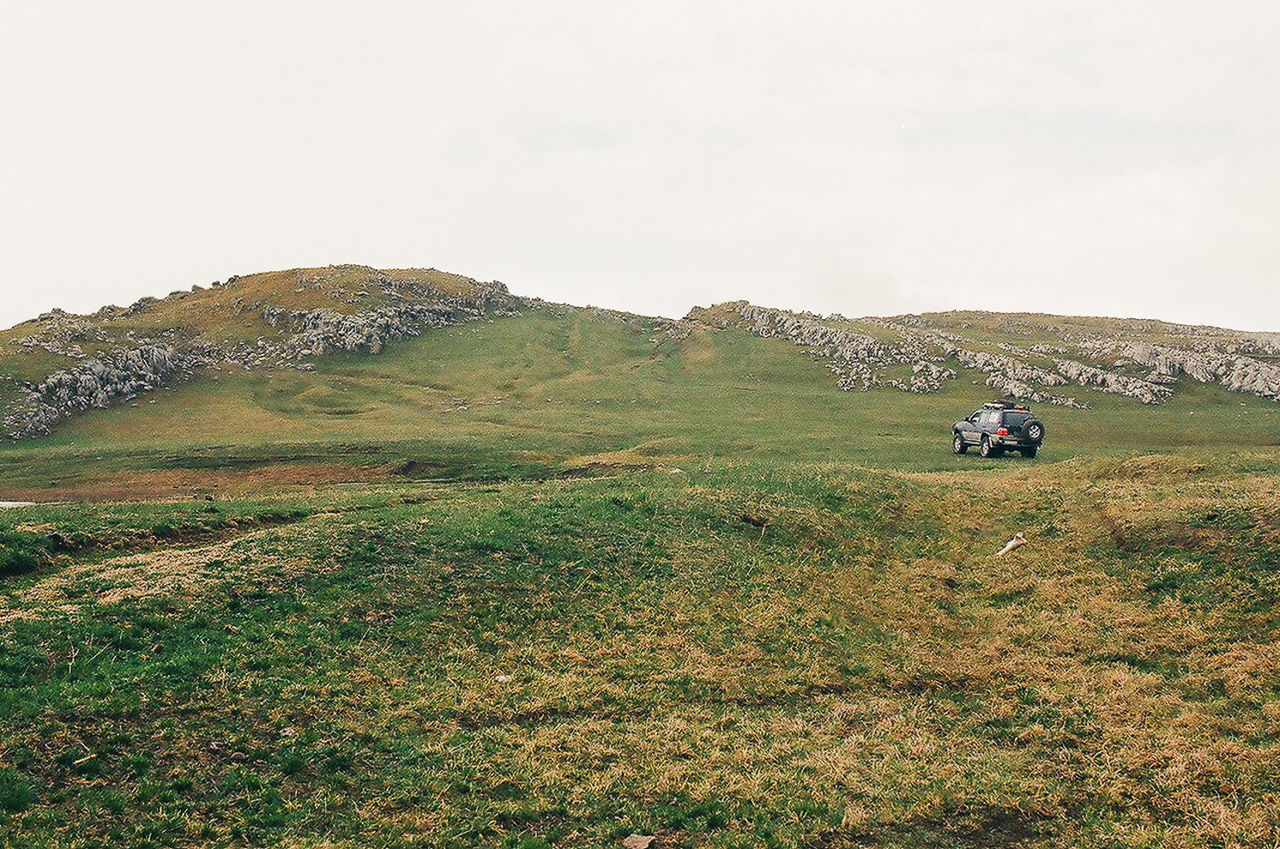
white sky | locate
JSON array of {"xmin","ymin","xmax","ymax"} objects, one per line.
[{"xmin": 2, "ymin": 2, "xmax": 1277, "ymax": 331}]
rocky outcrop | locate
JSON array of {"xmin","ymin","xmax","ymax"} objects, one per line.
[
  {"xmin": 1221, "ymin": 356, "xmax": 1280, "ymax": 400},
  {"xmin": 123, "ymin": 296, "xmax": 160, "ymax": 317},
  {"xmin": 711, "ymin": 305, "xmax": 1279, "ymax": 407},
  {"xmin": 232, "ymin": 282, "xmax": 522, "ymax": 367},
  {"xmin": 3, "ymin": 343, "xmax": 220, "ymax": 439},
  {"xmin": 728, "ymin": 303, "xmax": 958, "ymax": 393},
  {"xmin": 0, "ymin": 384, "xmax": 63, "ymax": 440},
  {"xmin": 998, "ymin": 342, "xmax": 1068, "ymax": 357},
  {"xmin": 857, "ymin": 319, "xmax": 1087, "ymax": 405},
  {"xmin": 952, "ymin": 349, "xmax": 1066, "ymax": 389},
  {"xmin": 1082, "ymin": 341, "xmax": 1280, "ymax": 401},
  {"xmin": 1053, "ymin": 358, "xmax": 1171, "ymax": 404},
  {"xmin": 36, "ymin": 343, "xmax": 185, "ymax": 412},
  {"xmin": 2, "ymin": 273, "xmax": 528, "ymax": 439},
  {"xmin": 283, "ymin": 300, "xmax": 488, "ymax": 358},
  {"xmin": 727, "ymin": 307, "xmax": 1094, "ymax": 404},
  {"xmin": 887, "ymin": 361, "xmax": 958, "ymax": 394},
  {"xmin": 13, "ymin": 311, "xmax": 109, "ymax": 360}
]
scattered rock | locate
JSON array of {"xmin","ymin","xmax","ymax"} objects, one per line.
[
  {"xmin": 4, "ymin": 342, "xmax": 220, "ymax": 439},
  {"xmin": 2, "ymin": 271, "xmax": 528, "ymax": 439},
  {"xmin": 4, "ymin": 280, "xmax": 1277, "ymax": 440},
  {"xmin": 690, "ymin": 305, "xmax": 1280, "ymax": 408}
]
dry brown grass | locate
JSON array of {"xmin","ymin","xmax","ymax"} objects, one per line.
[
  {"xmin": 0, "ymin": 519, "xmax": 330, "ymax": 624},
  {"xmin": 1, "ymin": 460, "xmax": 1277, "ymax": 847},
  {"xmin": 0, "ymin": 462, "xmax": 386, "ymax": 502}
]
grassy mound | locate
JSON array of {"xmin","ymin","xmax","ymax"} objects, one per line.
[{"xmin": 1, "ymin": 457, "xmax": 1277, "ymax": 846}]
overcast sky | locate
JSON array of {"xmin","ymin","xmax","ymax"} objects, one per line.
[{"xmin": 2, "ymin": 2, "xmax": 1277, "ymax": 331}]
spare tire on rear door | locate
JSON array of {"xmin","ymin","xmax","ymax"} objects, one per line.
[{"xmin": 1024, "ymin": 418, "xmax": 1045, "ymax": 443}]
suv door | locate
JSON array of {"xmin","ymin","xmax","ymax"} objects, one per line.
[
  {"xmin": 959, "ymin": 410, "xmax": 982, "ymax": 443},
  {"xmin": 1003, "ymin": 411, "xmax": 1030, "ymax": 441}
]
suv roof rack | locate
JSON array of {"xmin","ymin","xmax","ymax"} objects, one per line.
[{"xmin": 982, "ymin": 399, "xmax": 1031, "ymax": 410}]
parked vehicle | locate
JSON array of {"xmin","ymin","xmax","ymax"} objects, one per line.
[{"xmin": 952, "ymin": 401, "xmax": 1045, "ymax": 458}]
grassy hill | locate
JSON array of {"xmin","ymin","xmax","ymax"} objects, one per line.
[
  {"xmin": 0, "ymin": 266, "xmax": 1276, "ymax": 498},
  {"xmin": 1, "ymin": 267, "xmax": 1279, "ymax": 847}
]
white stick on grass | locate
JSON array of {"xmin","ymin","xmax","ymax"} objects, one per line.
[{"xmin": 996, "ymin": 532, "xmax": 1027, "ymax": 556}]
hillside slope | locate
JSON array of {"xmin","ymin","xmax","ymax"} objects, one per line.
[
  {"xmin": 3, "ymin": 271, "xmax": 1280, "ymax": 847},
  {"xmin": 0, "ymin": 266, "xmax": 523, "ymax": 440},
  {"xmin": 1, "ymin": 266, "xmax": 1278, "ymax": 497}
]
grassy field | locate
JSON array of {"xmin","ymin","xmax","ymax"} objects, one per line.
[
  {"xmin": 2, "ymin": 308, "xmax": 1277, "ymax": 499},
  {"xmin": 2, "ymin": 454, "xmax": 1279, "ymax": 847},
  {"xmin": 3, "ymin": 297, "xmax": 1280, "ymax": 847}
]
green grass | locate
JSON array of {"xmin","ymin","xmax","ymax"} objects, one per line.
[
  {"xmin": 2, "ymin": 308, "xmax": 1276, "ymax": 498},
  {"xmin": 2, "ymin": 291, "xmax": 1279, "ymax": 846},
  {"xmin": 2, "ymin": 459, "xmax": 1278, "ymax": 846},
  {"xmin": 0, "ymin": 265, "xmax": 493, "ymax": 393}
]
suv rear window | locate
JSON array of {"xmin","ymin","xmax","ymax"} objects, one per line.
[{"xmin": 1004, "ymin": 412, "xmax": 1031, "ymax": 428}]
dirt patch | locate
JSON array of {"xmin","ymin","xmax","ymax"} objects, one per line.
[
  {"xmin": 557, "ymin": 447, "xmax": 683, "ymax": 478},
  {"xmin": 46, "ymin": 510, "xmax": 308, "ymax": 557}
]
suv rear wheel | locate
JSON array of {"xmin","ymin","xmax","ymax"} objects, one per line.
[
  {"xmin": 979, "ymin": 435, "xmax": 995, "ymax": 458},
  {"xmin": 953, "ymin": 433, "xmax": 968, "ymax": 454},
  {"xmin": 1020, "ymin": 446, "xmax": 1038, "ymax": 459}
]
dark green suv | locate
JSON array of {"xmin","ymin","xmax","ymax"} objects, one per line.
[{"xmin": 952, "ymin": 401, "xmax": 1045, "ymax": 458}]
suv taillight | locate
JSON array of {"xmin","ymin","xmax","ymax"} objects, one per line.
[{"xmin": 997, "ymin": 427, "xmax": 1009, "ymax": 436}]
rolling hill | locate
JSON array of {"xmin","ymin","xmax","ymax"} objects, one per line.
[
  {"xmin": 0, "ymin": 264, "xmax": 1277, "ymax": 499},
  {"xmin": 2, "ymin": 267, "xmax": 1280, "ymax": 848}
]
